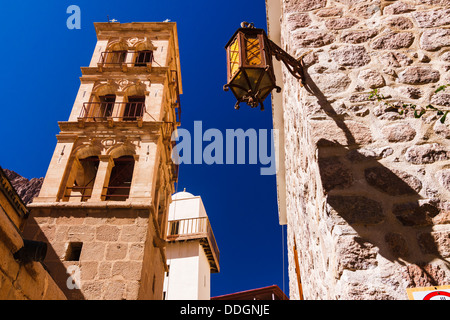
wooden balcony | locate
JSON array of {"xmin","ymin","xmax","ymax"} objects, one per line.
[{"xmin": 167, "ymin": 217, "xmax": 220, "ymax": 273}]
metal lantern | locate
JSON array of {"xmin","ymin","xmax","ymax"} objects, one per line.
[
  {"xmin": 224, "ymin": 22, "xmax": 279, "ymax": 111},
  {"xmin": 224, "ymin": 22, "xmax": 305, "ymax": 111}
]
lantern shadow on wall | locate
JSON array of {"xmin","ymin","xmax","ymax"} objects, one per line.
[{"xmin": 224, "ymin": 22, "xmax": 305, "ymax": 111}]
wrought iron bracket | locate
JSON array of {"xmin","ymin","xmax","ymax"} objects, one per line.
[
  {"xmin": 242, "ymin": 21, "xmax": 305, "ymax": 85},
  {"xmin": 267, "ymin": 39, "xmax": 306, "ymax": 86}
]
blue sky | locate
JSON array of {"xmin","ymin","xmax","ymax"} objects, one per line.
[{"xmin": 0, "ymin": 0, "xmax": 288, "ymax": 298}]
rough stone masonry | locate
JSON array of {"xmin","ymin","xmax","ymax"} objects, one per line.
[{"xmin": 279, "ymin": 0, "xmax": 450, "ymax": 299}]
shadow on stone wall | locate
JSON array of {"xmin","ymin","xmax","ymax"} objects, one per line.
[
  {"xmin": 318, "ymin": 140, "xmax": 449, "ymax": 286},
  {"xmin": 302, "ymin": 68, "xmax": 450, "ymax": 288},
  {"xmin": 23, "ymin": 215, "xmax": 85, "ymax": 300}
]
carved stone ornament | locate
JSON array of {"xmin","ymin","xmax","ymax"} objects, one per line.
[
  {"xmin": 101, "ymin": 138, "xmax": 116, "ymax": 148},
  {"xmin": 126, "ymin": 37, "xmax": 141, "ymax": 48},
  {"xmin": 116, "ymin": 79, "xmax": 132, "ymax": 92},
  {"xmin": 126, "ymin": 37, "xmax": 157, "ymax": 51}
]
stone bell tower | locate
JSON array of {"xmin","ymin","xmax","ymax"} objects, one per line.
[{"xmin": 23, "ymin": 22, "xmax": 182, "ymax": 300}]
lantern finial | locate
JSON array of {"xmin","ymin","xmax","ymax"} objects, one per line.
[{"xmin": 240, "ymin": 21, "xmax": 254, "ymax": 28}]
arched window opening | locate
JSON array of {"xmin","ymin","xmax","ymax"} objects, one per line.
[
  {"xmin": 134, "ymin": 50, "xmax": 153, "ymax": 66},
  {"xmin": 105, "ymin": 156, "xmax": 135, "ymax": 201},
  {"xmin": 100, "ymin": 42, "xmax": 128, "ymax": 65},
  {"xmin": 124, "ymin": 95, "xmax": 145, "ymax": 120},
  {"xmin": 67, "ymin": 156, "xmax": 99, "ymax": 202},
  {"xmin": 83, "ymin": 91, "xmax": 117, "ymax": 121},
  {"xmin": 105, "ymin": 50, "xmax": 127, "ymax": 65},
  {"xmin": 96, "ymin": 94, "xmax": 116, "ymax": 119}
]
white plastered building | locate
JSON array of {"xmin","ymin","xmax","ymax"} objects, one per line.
[{"xmin": 163, "ymin": 190, "xmax": 220, "ymax": 300}]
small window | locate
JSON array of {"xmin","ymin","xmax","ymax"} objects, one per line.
[
  {"xmin": 65, "ymin": 242, "xmax": 83, "ymax": 261},
  {"xmin": 134, "ymin": 50, "xmax": 153, "ymax": 66}
]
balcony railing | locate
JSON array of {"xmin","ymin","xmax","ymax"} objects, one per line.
[
  {"xmin": 63, "ymin": 186, "xmax": 94, "ymax": 202},
  {"xmin": 64, "ymin": 186, "xmax": 131, "ymax": 202},
  {"xmin": 98, "ymin": 50, "xmax": 153, "ymax": 67},
  {"xmin": 104, "ymin": 186, "xmax": 131, "ymax": 201},
  {"xmin": 167, "ymin": 217, "xmax": 220, "ymax": 273},
  {"xmin": 79, "ymin": 102, "xmax": 145, "ymax": 121}
]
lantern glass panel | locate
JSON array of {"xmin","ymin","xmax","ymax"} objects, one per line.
[
  {"xmin": 257, "ymin": 72, "xmax": 275, "ymax": 101},
  {"xmin": 244, "ymin": 68, "xmax": 264, "ymax": 91},
  {"xmin": 228, "ymin": 70, "xmax": 247, "ymax": 100},
  {"xmin": 229, "ymin": 37, "xmax": 240, "ymax": 79},
  {"xmin": 244, "ymin": 35, "xmax": 262, "ymax": 66}
]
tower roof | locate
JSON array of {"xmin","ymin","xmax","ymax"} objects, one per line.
[{"xmin": 171, "ymin": 190, "xmax": 195, "ymax": 200}]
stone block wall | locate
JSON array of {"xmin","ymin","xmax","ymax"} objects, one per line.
[
  {"xmin": 279, "ymin": 0, "xmax": 450, "ymax": 299},
  {"xmin": 23, "ymin": 206, "xmax": 165, "ymax": 300},
  {"xmin": 0, "ymin": 207, "xmax": 66, "ymax": 299}
]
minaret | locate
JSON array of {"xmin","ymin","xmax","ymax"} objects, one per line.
[
  {"xmin": 23, "ymin": 22, "xmax": 182, "ymax": 300},
  {"xmin": 163, "ymin": 190, "xmax": 220, "ymax": 300}
]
